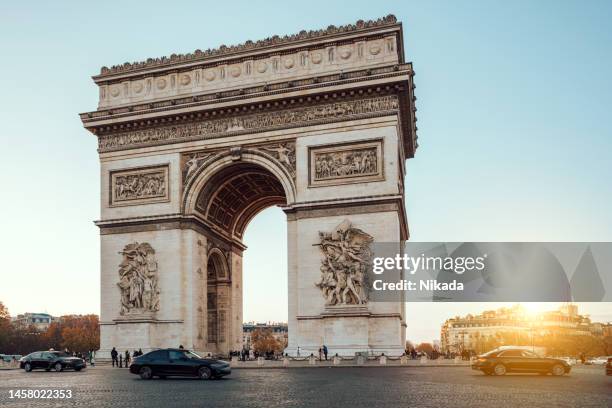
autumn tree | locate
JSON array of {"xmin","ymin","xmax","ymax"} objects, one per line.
[
  {"xmin": 0, "ymin": 301, "xmax": 13, "ymax": 351},
  {"xmin": 416, "ymin": 342, "xmax": 434, "ymax": 356},
  {"xmin": 56, "ymin": 315, "xmax": 100, "ymax": 352},
  {"xmin": 251, "ymin": 328, "xmax": 283, "ymax": 355}
]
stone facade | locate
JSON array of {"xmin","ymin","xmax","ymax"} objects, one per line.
[{"xmin": 81, "ymin": 16, "xmax": 417, "ymax": 357}]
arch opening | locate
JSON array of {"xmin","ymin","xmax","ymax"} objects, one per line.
[{"xmin": 194, "ymin": 162, "xmax": 288, "ymax": 239}]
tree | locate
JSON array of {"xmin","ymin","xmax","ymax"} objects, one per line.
[
  {"xmin": 416, "ymin": 342, "xmax": 434, "ymax": 356},
  {"xmin": 57, "ymin": 315, "xmax": 100, "ymax": 352},
  {"xmin": 0, "ymin": 301, "xmax": 14, "ymax": 352},
  {"xmin": 251, "ymin": 328, "xmax": 283, "ymax": 355}
]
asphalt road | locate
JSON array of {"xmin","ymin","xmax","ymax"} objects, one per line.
[{"xmin": 0, "ymin": 365, "xmax": 610, "ymax": 408}]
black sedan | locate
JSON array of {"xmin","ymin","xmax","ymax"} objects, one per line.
[
  {"xmin": 20, "ymin": 351, "xmax": 86, "ymax": 372},
  {"xmin": 471, "ymin": 348, "xmax": 570, "ymax": 376},
  {"xmin": 129, "ymin": 348, "xmax": 230, "ymax": 380}
]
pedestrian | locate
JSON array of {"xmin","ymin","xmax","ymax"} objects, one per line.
[
  {"xmin": 91, "ymin": 350, "xmax": 96, "ymax": 367},
  {"xmin": 137, "ymin": 348, "xmax": 143, "ymax": 357},
  {"xmin": 179, "ymin": 344, "xmax": 184, "ymax": 350},
  {"xmin": 323, "ymin": 345, "xmax": 328, "ymax": 361},
  {"xmin": 318, "ymin": 347, "xmax": 323, "ymax": 360},
  {"xmin": 125, "ymin": 350, "xmax": 131, "ymax": 367},
  {"xmin": 111, "ymin": 347, "xmax": 119, "ymax": 367},
  {"xmin": 119, "ymin": 354, "xmax": 123, "ymax": 368}
]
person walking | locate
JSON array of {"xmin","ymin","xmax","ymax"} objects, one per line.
[
  {"xmin": 111, "ymin": 347, "xmax": 119, "ymax": 367},
  {"xmin": 318, "ymin": 347, "xmax": 323, "ymax": 361},
  {"xmin": 323, "ymin": 345, "xmax": 328, "ymax": 361},
  {"xmin": 90, "ymin": 350, "xmax": 95, "ymax": 367},
  {"xmin": 125, "ymin": 350, "xmax": 131, "ymax": 368}
]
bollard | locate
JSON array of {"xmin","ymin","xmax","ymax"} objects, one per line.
[
  {"xmin": 333, "ymin": 356, "xmax": 341, "ymax": 365},
  {"xmin": 257, "ymin": 357, "xmax": 264, "ymax": 366},
  {"xmin": 379, "ymin": 355, "xmax": 387, "ymax": 365},
  {"xmin": 309, "ymin": 354, "xmax": 316, "ymax": 365}
]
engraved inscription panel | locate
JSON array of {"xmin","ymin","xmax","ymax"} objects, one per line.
[
  {"xmin": 309, "ymin": 140, "xmax": 383, "ymax": 187},
  {"xmin": 110, "ymin": 165, "xmax": 169, "ymax": 206}
]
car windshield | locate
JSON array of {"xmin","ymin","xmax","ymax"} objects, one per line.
[
  {"xmin": 183, "ymin": 351, "xmax": 202, "ymax": 359},
  {"xmin": 50, "ymin": 351, "xmax": 70, "ymax": 357}
]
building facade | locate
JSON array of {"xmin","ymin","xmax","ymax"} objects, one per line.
[
  {"xmin": 440, "ymin": 304, "xmax": 599, "ymax": 354},
  {"xmin": 11, "ymin": 313, "xmax": 56, "ymax": 331}
]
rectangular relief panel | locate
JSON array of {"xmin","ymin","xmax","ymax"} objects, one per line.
[
  {"xmin": 309, "ymin": 139, "xmax": 384, "ymax": 187},
  {"xmin": 109, "ymin": 165, "xmax": 169, "ymax": 207}
]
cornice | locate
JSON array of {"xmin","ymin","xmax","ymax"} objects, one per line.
[{"xmin": 95, "ymin": 15, "xmax": 399, "ymax": 79}]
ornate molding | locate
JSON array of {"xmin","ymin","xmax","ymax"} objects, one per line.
[
  {"xmin": 98, "ymin": 15, "xmax": 397, "ymax": 76},
  {"xmin": 110, "ymin": 165, "xmax": 169, "ymax": 206},
  {"xmin": 98, "ymin": 95, "xmax": 398, "ymax": 152},
  {"xmin": 309, "ymin": 139, "xmax": 383, "ymax": 187},
  {"xmin": 117, "ymin": 242, "xmax": 160, "ymax": 316},
  {"xmin": 315, "ymin": 220, "xmax": 373, "ymax": 306}
]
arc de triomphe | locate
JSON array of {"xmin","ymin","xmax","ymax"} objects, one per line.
[{"xmin": 80, "ymin": 15, "xmax": 418, "ymax": 357}]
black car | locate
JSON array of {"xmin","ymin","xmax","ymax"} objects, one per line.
[
  {"xmin": 471, "ymin": 348, "xmax": 570, "ymax": 376},
  {"xmin": 20, "ymin": 351, "xmax": 86, "ymax": 372},
  {"xmin": 129, "ymin": 348, "xmax": 230, "ymax": 380},
  {"xmin": 606, "ymin": 358, "xmax": 612, "ymax": 376}
]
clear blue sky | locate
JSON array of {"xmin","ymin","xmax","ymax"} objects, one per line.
[{"xmin": 0, "ymin": 1, "xmax": 610, "ymax": 343}]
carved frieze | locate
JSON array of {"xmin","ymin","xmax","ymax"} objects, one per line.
[
  {"xmin": 110, "ymin": 165, "xmax": 169, "ymax": 206},
  {"xmin": 117, "ymin": 242, "xmax": 160, "ymax": 316},
  {"xmin": 309, "ymin": 139, "xmax": 383, "ymax": 187},
  {"xmin": 98, "ymin": 95, "xmax": 398, "ymax": 152},
  {"xmin": 315, "ymin": 220, "xmax": 373, "ymax": 306}
]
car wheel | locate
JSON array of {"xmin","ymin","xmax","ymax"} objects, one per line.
[
  {"xmin": 551, "ymin": 364, "xmax": 565, "ymax": 376},
  {"xmin": 75, "ymin": 368, "xmax": 82, "ymax": 372},
  {"xmin": 158, "ymin": 375, "xmax": 167, "ymax": 379},
  {"xmin": 139, "ymin": 366, "xmax": 153, "ymax": 380},
  {"xmin": 198, "ymin": 366, "xmax": 212, "ymax": 380},
  {"xmin": 24, "ymin": 363, "xmax": 32, "ymax": 372},
  {"xmin": 54, "ymin": 362, "xmax": 63, "ymax": 372},
  {"xmin": 45, "ymin": 368, "xmax": 51, "ymax": 372},
  {"xmin": 493, "ymin": 363, "xmax": 507, "ymax": 376}
]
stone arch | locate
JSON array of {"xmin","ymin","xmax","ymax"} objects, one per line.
[
  {"xmin": 207, "ymin": 247, "xmax": 229, "ymax": 281},
  {"xmin": 182, "ymin": 148, "xmax": 296, "ymax": 239}
]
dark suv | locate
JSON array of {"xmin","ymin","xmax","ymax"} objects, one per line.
[
  {"xmin": 129, "ymin": 348, "xmax": 230, "ymax": 380},
  {"xmin": 471, "ymin": 348, "xmax": 570, "ymax": 376},
  {"xmin": 20, "ymin": 351, "xmax": 86, "ymax": 372}
]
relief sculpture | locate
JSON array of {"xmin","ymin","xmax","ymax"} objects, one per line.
[
  {"xmin": 314, "ymin": 147, "xmax": 377, "ymax": 180},
  {"xmin": 315, "ymin": 220, "xmax": 373, "ymax": 305},
  {"xmin": 111, "ymin": 166, "xmax": 169, "ymax": 205},
  {"xmin": 261, "ymin": 142, "xmax": 296, "ymax": 178},
  {"xmin": 117, "ymin": 242, "xmax": 160, "ymax": 316}
]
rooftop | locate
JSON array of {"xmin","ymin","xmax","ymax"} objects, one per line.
[{"xmin": 98, "ymin": 15, "xmax": 399, "ymax": 77}]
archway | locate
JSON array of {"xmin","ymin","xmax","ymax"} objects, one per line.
[{"xmin": 186, "ymin": 158, "xmax": 290, "ymax": 355}]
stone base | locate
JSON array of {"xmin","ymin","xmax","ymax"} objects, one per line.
[{"xmin": 286, "ymin": 308, "xmax": 404, "ymax": 357}]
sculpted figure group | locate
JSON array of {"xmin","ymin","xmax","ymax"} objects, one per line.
[
  {"xmin": 114, "ymin": 173, "xmax": 166, "ymax": 201},
  {"xmin": 117, "ymin": 242, "xmax": 160, "ymax": 315},
  {"xmin": 314, "ymin": 148, "xmax": 377, "ymax": 180},
  {"xmin": 316, "ymin": 220, "xmax": 374, "ymax": 305}
]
